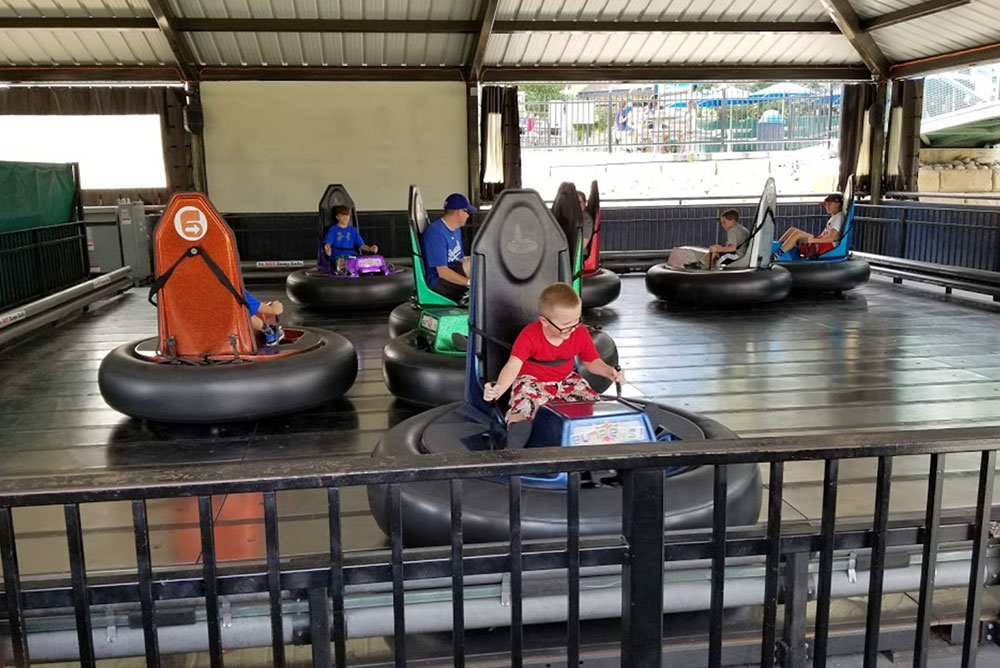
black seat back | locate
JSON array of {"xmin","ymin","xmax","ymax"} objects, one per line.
[
  {"xmin": 317, "ymin": 183, "xmax": 358, "ymax": 239},
  {"xmin": 466, "ymin": 190, "xmax": 572, "ymax": 408},
  {"xmin": 551, "ymin": 182, "xmax": 584, "ymax": 276},
  {"xmin": 585, "ymin": 180, "xmax": 599, "ymax": 245}
]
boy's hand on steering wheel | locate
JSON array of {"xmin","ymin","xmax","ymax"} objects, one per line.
[{"xmin": 483, "ymin": 382, "xmax": 501, "ymax": 402}]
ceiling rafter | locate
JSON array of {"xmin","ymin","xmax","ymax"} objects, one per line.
[
  {"xmin": 818, "ymin": 0, "xmax": 890, "ymax": 79},
  {"xmin": 860, "ymin": 0, "xmax": 971, "ymax": 31},
  {"xmin": 144, "ymin": 0, "xmax": 198, "ymax": 80},
  {"xmin": 468, "ymin": 0, "xmax": 501, "ymax": 81}
]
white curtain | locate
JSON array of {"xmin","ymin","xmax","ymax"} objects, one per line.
[
  {"xmin": 856, "ymin": 109, "xmax": 872, "ymax": 179},
  {"xmin": 483, "ymin": 112, "xmax": 504, "ymax": 183},
  {"xmin": 885, "ymin": 106, "xmax": 903, "ymax": 178}
]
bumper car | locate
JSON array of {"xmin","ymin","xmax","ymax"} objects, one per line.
[
  {"xmin": 578, "ymin": 181, "xmax": 621, "ymax": 309},
  {"xmin": 773, "ymin": 175, "xmax": 871, "ymax": 293},
  {"xmin": 285, "ymin": 184, "xmax": 412, "ymax": 310},
  {"xmin": 383, "ymin": 186, "xmax": 616, "ymax": 407},
  {"xmin": 646, "ymin": 178, "xmax": 792, "ymax": 306},
  {"xmin": 99, "ymin": 193, "xmax": 358, "ymax": 424},
  {"xmin": 368, "ymin": 189, "xmax": 762, "ymax": 546}
]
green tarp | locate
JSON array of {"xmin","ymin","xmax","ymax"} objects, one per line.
[{"xmin": 0, "ymin": 161, "xmax": 78, "ymax": 233}]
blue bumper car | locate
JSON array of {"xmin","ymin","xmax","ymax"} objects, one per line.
[{"xmin": 773, "ymin": 175, "xmax": 870, "ymax": 293}]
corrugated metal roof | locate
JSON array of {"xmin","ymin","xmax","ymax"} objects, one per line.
[
  {"xmin": 0, "ymin": 0, "xmax": 151, "ymax": 18},
  {"xmin": 0, "ymin": 28, "xmax": 172, "ymax": 65},
  {"xmin": 0, "ymin": 0, "xmax": 998, "ymax": 77},
  {"xmin": 186, "ymin": 31, "xmax": 470, "ymax": 66},
  {"xmin": 167, "ymin": 0, "xmax": 481, "ymax": 21},
  {"xmin": 485, "ymin": 32, "xmax": 864, "ymax": 67},
  {"xmin": 497, "ymin": 0, "xmax": 832, "ymax": 23},
  {"xmin": 866, "ymin": 0, "xmax": 1000, "ymax": 62}
]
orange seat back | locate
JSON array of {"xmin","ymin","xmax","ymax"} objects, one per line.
[{"xmin": 154, "ymin": 193, "xmax": 256, "ymax": 358}]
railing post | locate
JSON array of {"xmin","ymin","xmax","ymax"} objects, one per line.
[
  {"xmin": 607, "ymin": 89, "xmax": 613, "ymax": 154},
  {"xmin": 308, "ymin": 588, "xmax": 331, "ymax": 668},
  {"xmin": 898, "ymin": 207, "xmax": 908, "ymax": 259},
  {"xmin": 621, "ymin": 467, "xmax": 664, "ymax": 668},
  {"xmin": 780, "ymin": 551, "xmax": 810, "ymax": 668}
]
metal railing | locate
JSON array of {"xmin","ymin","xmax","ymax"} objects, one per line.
[
  {"xmin": 1, "ymin": 428, "xmax": 999, "ymax": 666},
  {"xmin": 520, "ymin": 88, "xmax": 841, "ymax": 153},
  {"xmin": 0, "ymin": 221, "xmax": 89, "ymax": 313},
  {"xmin": 853, "ymin": 201, "xmax": 1000, "ymax": 272}
]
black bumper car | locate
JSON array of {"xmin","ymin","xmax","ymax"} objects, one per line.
[
  {"xmin": 382, "ymin": 185, "xmax": 618, "ymax": 407},
  {"xmin": 285, "ymin": 184, "xmax": 412, "ymax": 310},
  {"xmin": 368, "ymin": 189, "xmax": 762, "ymax": 546},
  {"xmin": 100, "ymin": 193, "xmax": 358, "ymax": 424},
  {"xmin": 646, "ymin": 178, "xmax": 792, "ymax": 307}
]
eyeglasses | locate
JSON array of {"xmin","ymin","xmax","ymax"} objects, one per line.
[{"xmin": 542, "ymin": 316, "xmax": 582, "ymax": 334}]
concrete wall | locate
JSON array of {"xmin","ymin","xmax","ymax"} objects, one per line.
[
  {"xmin": 202, "ymin": 81, "xmax": 468, "ymax": 212},
  {"xmin": 918, "ymin": 148, "xmax": 1000, "ymax": 205}
]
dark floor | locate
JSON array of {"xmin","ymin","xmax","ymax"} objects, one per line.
[
  {"xmin": 3, "ymin": 274, "xmax": 1000, "ymax": 575},
  {"xmin": 5, "ymin": 274, "xmax": 1000, "ymax": 665}
]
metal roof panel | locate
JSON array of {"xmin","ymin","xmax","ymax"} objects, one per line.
[
  {"xmin": 0, "ymin": 27, "xmax": 172, "ymax": 64},
  {"xmin": 497, "ymin": 0, "xmax": 830, "ymax": 22},
  {"xmin": 187, "ymin": 30, "xmax": 469, "ymax": 66},
  {"xmin": 167, "ymin": 0, "xmax": 480, "ymax": 20},
  {"xmin": 484, "ymin": 30, "xmax": 863, "ymax": 66},
  {"xmin": 0, "ymin": 0, "xmax": 151, "ymax": 17},
  {"xmin": 870, "ymin": 0, "xmax": 1000, "ymax": 61}
]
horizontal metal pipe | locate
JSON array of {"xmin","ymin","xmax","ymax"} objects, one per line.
[
  {"xmin": 0, "ymin": 269, "xmax": 132, "ymax": 347},
  {"xmin": 11, "ymin": 557, "xmax": 996, "ymax": 660},
  {"xmin": 886, "ymin": 191, "xmax": 1000, "ymax": 201}
]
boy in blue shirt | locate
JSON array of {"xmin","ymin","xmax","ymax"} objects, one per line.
[
  {"xmin": 421, "ymin": 193, "xmax": 477, "ymax": 301},
  {"xmin": 323, "ymin": 205, "xmax": 378, "ymax": 275},
  {"xmin": 244, "ymin": 292, "xmax": 284, "ymax": 345}
]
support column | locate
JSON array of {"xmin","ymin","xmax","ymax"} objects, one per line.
[
  {"xmin": 467, "ymin": 81, "xmax": 480, "ymax": 205},
  {"xmin": 185, "ymin": 83, "xmax": 208, "ymax": 194},
  {"xmin": 869, "ymin": 82, "xmax": 888, "ymax": 205}
]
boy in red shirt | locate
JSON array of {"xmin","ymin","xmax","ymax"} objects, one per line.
[{"xmin": 484, "ymin": 283, "xmax": 623, "ymax": 442}]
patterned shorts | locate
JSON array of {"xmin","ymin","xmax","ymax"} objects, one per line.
[{"xmin": 506, "ymin": 372, "xmax": 598, "ymax": 422}]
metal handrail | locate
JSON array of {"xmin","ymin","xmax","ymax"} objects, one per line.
[
  {"xmin": 885, "ymin": 191, "xmax": 1000, "ymax": 201},
  {"xmin": 3, "ymin": 425, "xmax": 999, "ymax": 506}
]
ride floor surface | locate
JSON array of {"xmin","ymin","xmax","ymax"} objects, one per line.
[{"xmin": 4, "ymin": 274, "xmax": 1000, "ymax": 665}]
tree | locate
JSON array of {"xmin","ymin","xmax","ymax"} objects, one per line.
[{"xmin": 520, "ymin": 84, "xmax": 568, "ymax": 102}]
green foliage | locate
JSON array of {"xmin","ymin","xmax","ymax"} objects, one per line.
[{"xmin": 521, "ymin": 84, "xmax": 568, "ymax": 102}]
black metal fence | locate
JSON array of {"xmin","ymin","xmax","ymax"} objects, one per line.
[
  {"xmin": 1, "ymin": 428, "xmax": 998, "ymax": 666},
  {"xmin": 853, "ymin": 202, "xmax": 1000, "ymax": 272},
  {"xmin": 222, "ymin": 198, "xmax": 1000, "ymax": 282},
  {"xmin": 0, "ymin": 221, "xmax": 89, "ymax": 313}
]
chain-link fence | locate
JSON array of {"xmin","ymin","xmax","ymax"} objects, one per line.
[
  {"xmin": 520, "ymin": 85, "xmax": 841, "ymax": 153},
  {"xmin": 923, "ymin": 65, "xmax": 1000, "ymax": 120}
]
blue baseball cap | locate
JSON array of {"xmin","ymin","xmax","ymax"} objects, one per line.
[{"xmin": 444, "ymin": 193, "xmax": 478, "ymax": 213}]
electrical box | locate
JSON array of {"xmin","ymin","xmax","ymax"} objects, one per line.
[
  {"xmin": 84, "ymin": 200, "xmax": 154, "ymax": 284},
  {"xmin": 117, "ymin": 200, "xmax": 154, "ymax": 284}
]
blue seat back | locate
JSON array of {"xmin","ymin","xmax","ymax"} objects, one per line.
[{"xmin": 815, "ymin": 174, "xmax": 855, "ymax": 261}]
